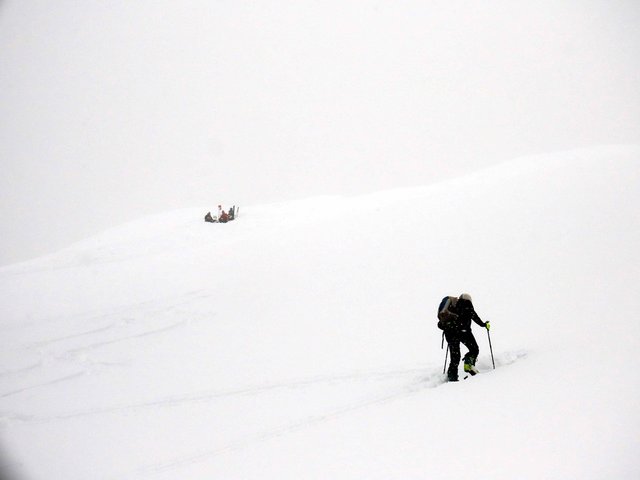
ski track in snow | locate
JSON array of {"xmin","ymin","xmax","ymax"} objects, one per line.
[
  {"xmin": 0, "ymin": 289, "xmax": 210, "ymax": 333},
  {"xmin": 29, "ymin": 324, "xmax": 119, "ymax": 348},
  {"xmin": 124, "ymin": 351, "xmax": 526, "ymax": 478},
  {"xmin": 0, "ymin": 298, "xmax": 157, "ymax": 332},
  {"xmin": 0, "ymin": 350, "xmax": 527, "ymax": 424},
  {"xmin": 63, "ymin": 320, "xmax": 188, "ymax": 354},
  {"xmin": 0, "ymin": 362, "xmax": 42, "ymax": 377},
  {"xmin": 0, "ymin": 313, "xmax": 197, "ymax": 399},
  {"xmin": 0, "ymin": 372, "xmax": 86, "ymax": 399},
  {"xmin": 2, "ymin": 365, "xmax": 431, "ymax": 425},
  {"xmin": 130, "ymin": 373, "xmax": 439, "ymax": 478},
  {"xmin": 12, "ymin": 292, "xmax": 213, "ymax": 361}
]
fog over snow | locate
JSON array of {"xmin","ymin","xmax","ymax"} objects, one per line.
[
  {"xmin": 1, "ymin": 1, "xmax": 640, "ymax": 265},
  {"xmin": 0, "ymin": 146, "xmax": 639, "ymax": 479},
  {"xmin": 1, "ymin": 2, "xmax": 640, "ymax": 478}
]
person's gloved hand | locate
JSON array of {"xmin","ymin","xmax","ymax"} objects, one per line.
[{"xmin": 485, "ymin": 322, "xmax": 491, "ymax": 331}]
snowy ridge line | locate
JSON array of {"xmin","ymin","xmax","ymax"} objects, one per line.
[
  {"xmin": 2, "ymin": 365, "xmax": 429, "ymax": 426},
  {"xmin": 130, "ymin": 372, "xmax": 441, "ymax": 478}
]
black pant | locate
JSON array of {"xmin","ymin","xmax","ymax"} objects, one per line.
[{"xmin": 445, "ymin": 329, "xmax": 479, "ymax": 378}]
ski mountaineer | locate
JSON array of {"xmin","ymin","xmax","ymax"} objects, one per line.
[{"xmin": 437, "ymin": 293, "xmax": 490, "ymax": 382}]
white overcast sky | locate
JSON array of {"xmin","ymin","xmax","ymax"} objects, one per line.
[{"xmin": 1, "ymin": 0, "xmax": 639, "ymax": 265}]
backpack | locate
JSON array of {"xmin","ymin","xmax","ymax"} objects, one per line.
[{"xmin": 437, "ymin": 296, "xmax": 459, "ymax": 330}]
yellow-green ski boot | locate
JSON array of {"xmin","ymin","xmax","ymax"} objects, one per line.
[{"xmin": 464, "ymin": 363, "xmax": 479, "ymax": 376}]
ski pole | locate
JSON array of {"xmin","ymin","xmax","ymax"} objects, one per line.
[
  {"xmin": 441, "ymin": 332, "xmax": 447, "ymax": 374},
  {"xmin": 487, "ymin": 329, "xmax": 495, "ymax": 369},
  {"xmin": 443, "ymin": 345, "xmax": 449, "ymax": 374}
]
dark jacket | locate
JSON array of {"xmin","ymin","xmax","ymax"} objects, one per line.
[
  {"xmin": 438, "ymin": 297, "xmax": 485, "ymax": 332},
  {"xmin": 457, "ymin": 303, "xmax": 486, "ymax": 332}
]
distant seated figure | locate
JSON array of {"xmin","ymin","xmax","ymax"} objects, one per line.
[
  {"xmin": 204, "ymin": 211, "xmax": 215, "ymax": 223},
  {"xmin": 228, "ymin": 206, "xmax": 235, "ymax": 220},
  {"xmin": 219, "ymin": 210, "xmax": 229, "ymax": 223}
]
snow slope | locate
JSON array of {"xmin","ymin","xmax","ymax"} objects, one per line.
[{"xmin": 1, "ymin": 146, "xmax": 639, "ymax": 479}]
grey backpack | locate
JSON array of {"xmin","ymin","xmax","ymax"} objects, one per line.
[{"xmin": 437, "ymin": 296, "xmax": 459, "ymax": 330}]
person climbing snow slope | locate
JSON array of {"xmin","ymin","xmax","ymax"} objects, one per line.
[{"xmin": 438, "ymin": 293, "xmax": 490, "ymax": 381}]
